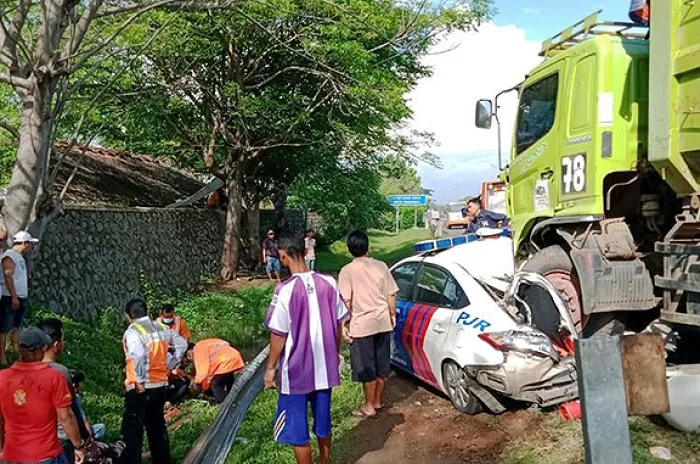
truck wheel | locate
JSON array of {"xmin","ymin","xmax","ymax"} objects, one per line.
[
  {"xmin": 522, "ymin": 245, "xmax": 587, "ymax": 334},
  {"xmin": 442, "ymin": 361, "xmax": 484, "ymax": 415}
]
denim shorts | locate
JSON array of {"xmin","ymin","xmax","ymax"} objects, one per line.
[
  {"xmin": 0, "ymin": 296, "xmax": 27, "ymax": 332},
  {"xmin": 3, "ymin": 453, "xmax": 69, "ymax": 464},
  {"xmin": 266, "ymin": 257, "xmax": 281, "ymax": 274}
]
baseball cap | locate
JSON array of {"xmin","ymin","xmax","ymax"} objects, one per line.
[
  {"xmin": 12, "ymin": 231, "xmax": 39, "ymax": 244},
  {"xmin": 18, "ymin": 327, "xmax": 51, "ymax": 349}
]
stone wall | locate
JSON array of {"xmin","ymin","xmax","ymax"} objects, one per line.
[
  {"xmin": 30, "ymin": 206, "xmax": 305, "ymax": 320},
  {"xmin": 31, "ymin": 206, "xmax": 225, "ymax": 320}
]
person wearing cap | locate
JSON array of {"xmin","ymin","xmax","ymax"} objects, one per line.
[
  {"xmin": 156, "ymin": 304, "xmax": 192, "ymax": 342},
  {"xmin": 463, "ymin": 198, "xmax": 509, "ymax": 235},
  {"xmin": 186, "ymin": 339, "xmax": 245, "ymax": 403},
  {"xmin": 262, "ymin": 230, "xmax": 281, "ymax": 283},
  {"xmin": 0, "ymin": 230, "xmax": 38, "ymax": 365},
  {"xmin": 38, "ymin": 318, "xmax": 90, "ymax": 463},
  {"xmin": 0, "ymin": 327, "xmax": 86, "ymax": 464}
]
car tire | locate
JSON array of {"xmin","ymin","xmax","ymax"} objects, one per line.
[{"xmin": 442, "ymin": 361, "xmax": 483, "ymax": 415}]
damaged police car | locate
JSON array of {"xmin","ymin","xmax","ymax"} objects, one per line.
[{"xmin": 390, "ymin": 230, "xmax": 578, "ymax": 414}]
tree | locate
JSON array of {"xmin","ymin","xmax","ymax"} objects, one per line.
[
  {"xmin": 67, "ymin": 0, "xmax": 492, "ymax": 280},
  {"xmin": 0, "ymin": 0, "xmax": 245, "ymax": 242}
]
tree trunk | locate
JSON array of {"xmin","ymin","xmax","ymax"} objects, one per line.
[
  {"xmin": 273, "ymin": 191, "xmax": 288, "ymax": 232},
  {"xmin": 2, "ymin": 79, "xmax": 56, "ymax": 240},
  {"xmin": 245, "ymin": 201, "xmax": 261, "ymax": 273},
  {"xmin": 220, "ymin": 168, "xmax": 243, "ymax": 281}
]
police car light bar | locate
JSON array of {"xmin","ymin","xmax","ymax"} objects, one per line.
[{"xmin": 413, "ymin": 229, "xmax": 511, "ymax": 254}]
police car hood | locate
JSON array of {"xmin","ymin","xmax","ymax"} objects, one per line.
[{"xmin": 435, "ymin": 234, "xmax": 515, "ymax": 292}]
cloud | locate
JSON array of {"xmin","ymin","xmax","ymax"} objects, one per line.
[
  {"xmin": 522, "ymin": 7, "xmax": 540, "ymax": 16},
  {"xmin": 407, "ymin": 23, "xmax": 542, "ymax": 202}
]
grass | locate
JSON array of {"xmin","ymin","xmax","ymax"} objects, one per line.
[
  {"xmin": 26, "ymin": 285, "xmax": 274, "ymax": 463},
  {"xmin": 227, "ymin": 348, "xmax": 364, "ymax": 464},
  {"xmin": 502, "ymin": 412, "xmax": 700, "ymax": 464},
  {"xmin": 316, "ymin": 228, "xmax": 432, "ymax": 273}
]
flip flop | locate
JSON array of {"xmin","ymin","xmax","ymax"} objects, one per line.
[{"xmin": 351, "ymin": 408, "xmax": 376, "ymax": 418}]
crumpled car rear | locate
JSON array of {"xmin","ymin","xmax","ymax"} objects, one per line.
[{"xmin": 472, "ymin": 352, "xmax": 578, "ymax": 408}]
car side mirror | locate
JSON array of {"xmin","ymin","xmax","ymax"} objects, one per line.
[{"xmin": 475, "ymin": 99, "xmax": 493, "ymax": 129}]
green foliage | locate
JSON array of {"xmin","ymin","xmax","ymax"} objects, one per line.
[
  {"xmin": 316, "ymin": 228, "xmax": 431, "ymax": 272},
  {"xmin": 289, "ymin": 157, "xmax": 390, "ymax": 244},
  {"xmin": 227, "ymin": 347, "xmax": 363, "ymax": 464},
  {"xmin": 25, "ymin": 286, "xmax": 273, "ymax": 458}
]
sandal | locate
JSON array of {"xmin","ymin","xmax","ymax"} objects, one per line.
[{"xmin": 351, "ymin": 408, "xmax": 376, "ymax": 418}]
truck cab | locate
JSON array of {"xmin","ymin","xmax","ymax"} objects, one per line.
[{"xmin": 476, "ymin": 8, "xmax": 700, "ymax": 335}]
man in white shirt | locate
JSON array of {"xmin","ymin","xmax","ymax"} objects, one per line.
[{"xmin": 0, "ymin": 231, "xmax": 38, "ymax": 365}]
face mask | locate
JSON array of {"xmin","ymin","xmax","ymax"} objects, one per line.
[{"xmin": 163, "ymin": 318, "xmax": 174, "ymax": 324}]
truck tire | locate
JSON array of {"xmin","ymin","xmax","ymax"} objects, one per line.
[{"xmin": 522, "ymin": 245, "xmax": 587, "ymax": 334}]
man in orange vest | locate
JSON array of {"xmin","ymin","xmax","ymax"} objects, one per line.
[
  {"xmin": 187, "ymin": 339, "xmax": 245, "ymax": 403},
  {"xmin": 156, "ymin": 304, "xmax": 192, "ymax": 342},
  {"xmin": 121, "ymin": 299, "xmax": 175, "ymax": 464}
]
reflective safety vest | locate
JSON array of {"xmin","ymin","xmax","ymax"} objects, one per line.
[
  {"xmin": 157, "ymin": 315, "xmax": 192, "ymax": 341},
  {"xmin": 123, "ymin": 319, "xmax": 173, "ymax": 391},
  {"xmin": 193, "ymin": 339, "xmax": 245, "ymax": 391}
]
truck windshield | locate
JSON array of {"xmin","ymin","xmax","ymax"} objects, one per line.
[
  {"xmin": 449, "ymin": 203, "xmax": 463, "ymax": 213},
  {"xmin": 516, "ymin": 73, "xmax": 559, "ymax": 155}
]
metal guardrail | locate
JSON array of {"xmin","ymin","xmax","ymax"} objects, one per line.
[{"xmin": 183, "ymin": 344, "xmax": 270, "ymax": 464}]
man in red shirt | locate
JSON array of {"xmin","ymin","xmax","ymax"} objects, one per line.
[{"xmin": 0, "ymin": 327, "xmax": 85, "ymax": 464}]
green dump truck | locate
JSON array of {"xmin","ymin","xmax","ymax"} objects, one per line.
[{"xmin": 475, "ymin": 4, "xmax": 700, "ymax": 336}]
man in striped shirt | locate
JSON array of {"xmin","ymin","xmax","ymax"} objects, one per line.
[{"xmin": 264, "ymin": 231, "xmax": 349, "ymax": 464}]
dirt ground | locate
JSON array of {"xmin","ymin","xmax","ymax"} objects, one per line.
[{"xmin": 335, "ymin": 372, "xmax": 569, "ymax": 464}]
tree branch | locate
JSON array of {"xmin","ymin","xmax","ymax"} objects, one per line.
[
  {"xmin": 96, "ymin": 0, "xmax": 238, "ymax": 17},
  {"xmin": 0, "ymin": 120, "xmax": 19, "ymax": 142},
  {"xmin": 0, "ymin": 72, "xmax": 31, "ymax": 89},
  {"xmin": 63, "ymin": 0, "xmax": 105, "ymax": 59}
]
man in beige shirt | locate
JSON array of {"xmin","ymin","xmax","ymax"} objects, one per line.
[{"xmin": 339, "ymin": 230, "xmax": 399, "ymax": 418}]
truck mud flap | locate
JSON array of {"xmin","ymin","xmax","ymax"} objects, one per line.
[{"xmin": 570, "ymin": 248, "xmax": 656, "ymax": 314}]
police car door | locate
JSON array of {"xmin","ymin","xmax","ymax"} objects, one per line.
[
  {"xmin": 390, "ymin": 261, "xmax": 422, "ymax": 375},
  {"xmin": 407, "ymin": 264, "xmax": 465, "ymax": 388}
]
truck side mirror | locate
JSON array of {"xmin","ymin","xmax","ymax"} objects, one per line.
[
  {"xmin": 475, "ymin": 99, "xmax": 493, "ymax": 129},
  {"xmin": 461, "ymin": 208, "xmax": 467, "ymax": 218}
]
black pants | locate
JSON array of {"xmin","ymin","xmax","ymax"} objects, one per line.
[
  {"xmin": 166, "ymin": 377, "xmax": 189, "ymax": 405},
  {"xmin": 121, "ymin": 387, "xmax": 171, "ymax": 464},
  {"xmin": 210, "ymin": 372, "xmax": 237, "ymax": 403}
]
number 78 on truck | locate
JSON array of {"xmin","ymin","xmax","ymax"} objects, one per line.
[{"xmin": 474, "ymin": 1, "xmax": 700, "ymax": 336}]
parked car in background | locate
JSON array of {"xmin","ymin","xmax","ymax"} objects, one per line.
[{"xmin": 390, "ymin": 231, "xmax": 578, "ymax": 414}]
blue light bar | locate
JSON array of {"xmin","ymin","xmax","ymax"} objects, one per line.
[{"xmin": 413, "ymin": 229, "xmax": 511, "ymax": 254}]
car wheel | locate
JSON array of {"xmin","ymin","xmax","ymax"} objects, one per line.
[{"xmin": 442, "ymin": 361, "xmax": 483, "ymax": 415}]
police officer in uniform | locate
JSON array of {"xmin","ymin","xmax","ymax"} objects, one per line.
[{"xmin": 463, "ymin": 197, "xmax": 509, "ymax": 234}]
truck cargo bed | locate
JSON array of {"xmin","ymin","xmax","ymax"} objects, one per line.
[{"xmin": 649, "ymin": 1, "xmax": 700, "ymax": 194}]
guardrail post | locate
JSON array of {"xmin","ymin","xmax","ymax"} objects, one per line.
[{"xmin": 575, "ymin": 337, "xmax": 633, "ymax": 464}]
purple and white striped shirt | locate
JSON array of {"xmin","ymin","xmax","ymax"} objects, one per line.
[{"xmin": 265, "ymin": 272, "xmax": 349, "ymax": 395}]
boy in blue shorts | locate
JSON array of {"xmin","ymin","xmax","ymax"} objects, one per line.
[{"xmin": 264, "ymin": 231, "xmax": 349, "ymax": 464}]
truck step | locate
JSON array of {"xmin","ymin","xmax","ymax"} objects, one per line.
[
  {"xmin": 655, "ymin": 243, "xmax": 700, "ymax": 256},
  {"xmin": 655, "ymin": 277, "xmax": 700, "ymax": 293},
  {"xmin": 660, "ymin": 311, "xmax": 700, "ymax": 327}
]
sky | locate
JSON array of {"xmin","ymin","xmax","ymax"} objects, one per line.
[{"xmin": 411, "ymin": 0, "xmax": 631, "ymax": 203}]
